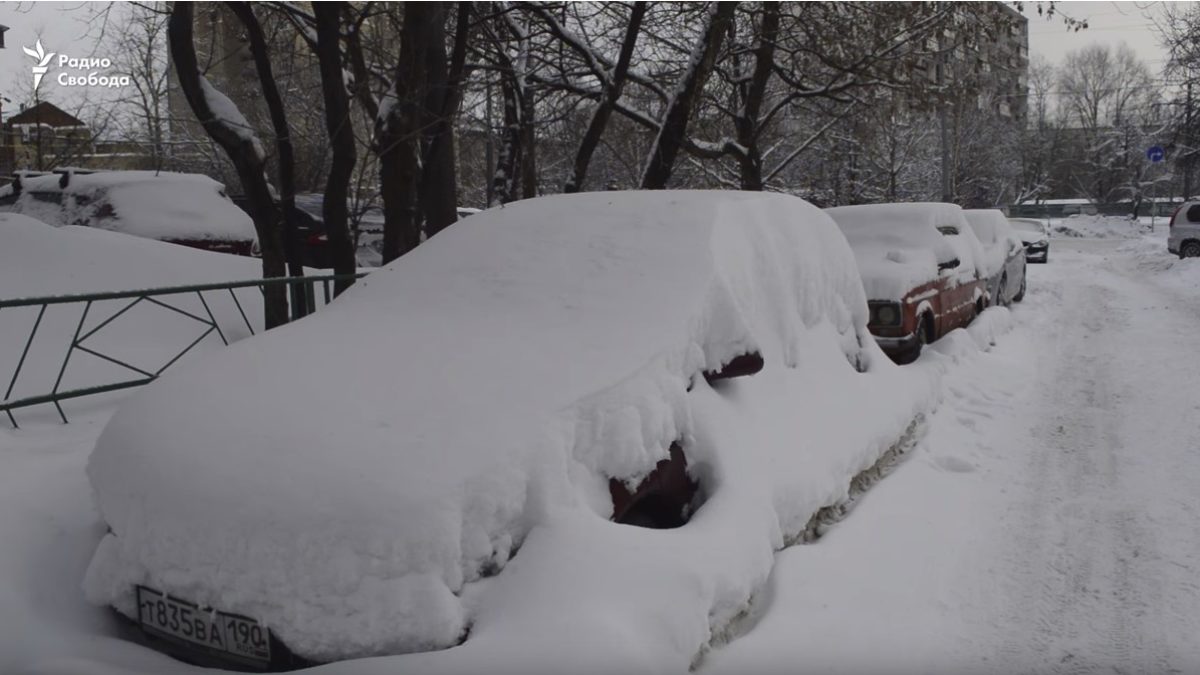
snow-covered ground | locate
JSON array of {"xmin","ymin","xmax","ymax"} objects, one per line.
[
  {"xmin": 704, "ymin": 228, "xmax": 1200, "ymax": 674},
  {"xmin": 4, "ymin": 223, "xmax": 1200, "ymax": 674}
]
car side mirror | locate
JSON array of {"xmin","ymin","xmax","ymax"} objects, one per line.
[{"xmin": 938, "ymin": 258, "xmax": 960, "ymax": 271}]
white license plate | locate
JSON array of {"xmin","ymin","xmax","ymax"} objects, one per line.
[{"xmin": 136, "ymin": 585, "xmax": 271, "ymax": 665}]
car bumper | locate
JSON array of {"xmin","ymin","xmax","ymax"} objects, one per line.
[
  {"xmin": 1025, "ymin": 247, "xmax": 1048, "ymax": 262},
  {"xmin": 873, "ymin": 331, "xmax": 921, "ymax": 358},
  {"xmin": 1169, "ymin": 242, "xmax": 1180, "ymax": 255}
]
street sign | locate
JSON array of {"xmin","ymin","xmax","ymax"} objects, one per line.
[{"xmin": 1148, "ymin": 146, "xmax": 1165, "ymax": 162}]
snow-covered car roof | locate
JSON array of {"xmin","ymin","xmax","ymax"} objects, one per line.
[
  {"xmin": 0, "ymin": 170, "xmax": 256, "ymax": 243},
  {"xmin": 84, "ymin": 190, "xmax": 872, "ymax": 662},
  {"xmin": 962, "ymin": 209, "xmax": 1016, "ymax": 278},
  {"xmin": 824, "ymin": 202, "xmax": 968, "ymax": 300}
]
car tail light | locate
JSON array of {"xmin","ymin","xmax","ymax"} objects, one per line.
[
  {"xmin": 1170, "ymin": 205, "xmax": 1183, "ymax": 229},
  {"xmin": 306, "ymin": 233, "xmax": 327, "ymax": 245}
]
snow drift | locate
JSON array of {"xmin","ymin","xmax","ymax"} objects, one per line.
[
  {"xmin": 84, "ymin": 191, "xmax": 938, "ymax": 669},
  {"xmin": 0, "ymin": 215, "xmax": 264, "ymax": 424},
  {"xmin": 1052, "ymin": 214, "xmax": 1141, "ymax": 239}
]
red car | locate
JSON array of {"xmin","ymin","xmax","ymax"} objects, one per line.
[{"xmin": 826, "ymin": 203, "xmax": 989, "ymax": 363}]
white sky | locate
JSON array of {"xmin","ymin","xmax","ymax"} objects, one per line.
[{"xmin": 1027, "ymin": 1, "xmax": 1186, "ymax": 72}]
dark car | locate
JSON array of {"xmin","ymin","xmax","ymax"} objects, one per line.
[
  {"xmin": 230, "ymin": 195, "xmax": 332, "ymax": 268},
  {"xmin": 1008, "ymin": 217, "xmax": 1050, "ymax": 263}
]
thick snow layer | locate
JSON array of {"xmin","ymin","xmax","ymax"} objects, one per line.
[
  {"xmin": 82, "ymin": 191, "xmax": 938, "ymax": 665},
  {"xmin": 964, "ymin": 209, "xmax": 1021, "ymax": 278},
  {"xmin": 0, "ymin": 171, "xmax": 256, "ymax": 243},
  {"xmin": 15, "ymin": 234, "xmax": 1200, "ymax": 674},
  {"xmin": 0, "ymin": 214, "xmax": 264, "ymax": 424},
  {"xmin": 825, "ymin": 203, "xmax": 967, "ymax": 301},
  {"xmin": 1051, "ymin": 214, "xmax": 1142, "ymax": 239}
]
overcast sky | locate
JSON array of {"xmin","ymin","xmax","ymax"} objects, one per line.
[
  {"xmin": 0, "ymin": 1, "xmax": 1190, "ymax": 119},
  {"xmin": 1027, "ymin": 1, "xmax": 1184, "ymax": 73}
]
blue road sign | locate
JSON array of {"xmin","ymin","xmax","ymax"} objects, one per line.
[{"xmin": 1148, "ymin": 146, "xmax": 1165, "ymax": 162}]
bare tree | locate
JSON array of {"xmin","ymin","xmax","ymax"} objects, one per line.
[
  {"xmin": 167, "ymin": 3, "xmax": 288, "ymax": 328},
  {"xmin": 1058, "ymin": 43, "xmax": 1155, "ymax": 202}
]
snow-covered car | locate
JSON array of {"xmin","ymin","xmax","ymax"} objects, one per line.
[
  {"xmin": 0, "ymin": 169, "xmax": 257, "ymax": 255},
  {"xmin": 964, "ymin": 209, "xmax": 1027, "ymax": 306},
  {"xmin": 83, "ymin": 191, "xmax": 877, "ymax": 669},
  {"xmin": 826, "ymin": 202, "xmax": 989, "ymax": 363},
  {"xmin": 1008, "ymin": 217, "xmax": 1050, "ymax": 263},
  {"xmin": 1168, "ymin": 202, "xmax": 1200, "ymax": 258}
]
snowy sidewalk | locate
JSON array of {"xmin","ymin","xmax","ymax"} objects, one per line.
[{"xmin": 704, "ymin": 237, "xmax": 1200, "ymax": 674}]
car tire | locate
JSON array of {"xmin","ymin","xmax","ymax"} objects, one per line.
[
  {"xmin": 997, "ymin": 274, "xmax": 1008, "ymax": 307},
  {"xmin": 1013, "ymin": 274, "xmax": 1026, "ymax": 303},
  {"xmin": 912, "ymin": 313, "xmax": 932, "ymax": 361},
  {"xmin": 1182, "ymin": 241, "xmax": 1200, "ymax": 258}
]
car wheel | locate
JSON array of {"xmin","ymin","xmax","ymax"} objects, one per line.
[
  {"xmin": 1013, "ymin": 274, "xmax": 1026, "ymax": 303},
  {"xmin": 1183, "ymin": 241, "xmax": 1200, "ymax": 258},
  {"xmin": 913, "ymin": 314, "xmax": 932, "ymax": 359},
  {"xmin": 997, "ymin": 274, "xmax": 1008, "ymax": 307}
]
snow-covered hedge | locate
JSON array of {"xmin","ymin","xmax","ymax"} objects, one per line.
[{"xmin": 83, "ymin": 191, "xmax": 938, "ymax": 668}]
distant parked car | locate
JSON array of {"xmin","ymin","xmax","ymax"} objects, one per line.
[
  {"xmin": 964, "ymin": 209, "xmax": 1027, "ymax": 306},
  {"xmin": 826, "ymin": 202, "xmax": 989, "ymax": 363},
  {"xmin": 230, "ymin": 195, "xmax": 332, "ymax": 268},
  {"xmin": 1008, "ymin": 217, "xmax": 1050, "ymax": 263},
  {"xmin": 0, "ymin": 169, "xmax": 257, "ymax": 255},
  {"xmin": 1168, "ymin": 202, "xmax": 1200, "ymax": 258}
]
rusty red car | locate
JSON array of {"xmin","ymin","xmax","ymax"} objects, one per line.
[{"xmin": 826, "ymin": 202, "xmax": 989, "ymax": 363}]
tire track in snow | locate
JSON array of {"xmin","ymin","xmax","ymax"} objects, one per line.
[{"xmin": 989, "ymin": 243, "xmax": 1199, "ymax": 675}]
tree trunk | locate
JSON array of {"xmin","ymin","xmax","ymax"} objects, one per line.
[
  {"xmin": 734, "ymin": 3, "xmax": 778, "ymax": 192},
  {"xmin": 167, "ymin": 3, "xmax": 288, "ymax": 329},
  {"xmin": 519, "ymin": 88, "xmax": 537, "ymax": 199},
  {"xmin": 226, "ymin": 2, "xmax": 308, "ymax": 319},
  {"xmin": 420, "ymin": 2, "xmax": 470, "ymax": 239},
  {"xmin": 491, "ymin": 73, "xmax": 522, "ymax": 205},
  {"xmin": 379, "ymin": 3, "xmax": 427, "ymax": 265},
  {"xmin": 564, "ymin": 2, "xmax": 646, "ymax": 193},
  {"xmin": 313, "ymin": 3, "xmax": 359, "ymax": 294},
  {"xmin": 640, "ymin": 2, "xmax": 735, "ymax": 190}
]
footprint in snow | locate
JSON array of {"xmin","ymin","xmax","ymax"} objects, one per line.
[{"xmin": 932, "ymin": 454, "xmax": 976, "ymax": 473}]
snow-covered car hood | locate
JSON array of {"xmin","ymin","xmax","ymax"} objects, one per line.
[
  {"xmin": 83, "ymin": 190, "xmax": 875, "ymax": 662},
  {"xmin": 825, "ymin": 203, "xmax": 971, "ymax": 301},
  {"xmin": 1017, "ymin": 231, "xmax": 1049, "ymax": 246}
]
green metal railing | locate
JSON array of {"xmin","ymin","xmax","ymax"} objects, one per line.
[{"xmin": 1, "ymin": 273, "xmax": 366, "ymax": 428}]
